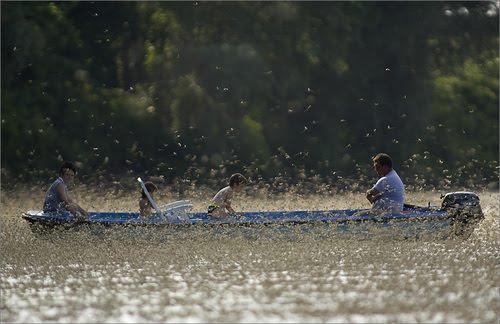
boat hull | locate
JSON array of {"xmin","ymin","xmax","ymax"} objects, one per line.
[{"xmin": 22, "ymin": 205, "xmax": 479, "ymax": 239}]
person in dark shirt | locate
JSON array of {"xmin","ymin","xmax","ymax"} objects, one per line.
[{"xmin": 43, "ymin": 161, "xmax": 88, "ymax": 219}]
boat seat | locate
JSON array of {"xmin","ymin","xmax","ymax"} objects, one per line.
[{"xmin": 160, "ymin": 200, "xmax": 193, "ymax": 221}]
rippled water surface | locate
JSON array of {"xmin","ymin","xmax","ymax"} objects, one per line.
[{"xmin": 1, "ymin": 187, "xmax": 498, "ymax": 323}]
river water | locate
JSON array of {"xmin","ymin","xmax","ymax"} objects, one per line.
[{"xmin": 1, "ymin": 187, "xmax": 498, "ymax": 322}]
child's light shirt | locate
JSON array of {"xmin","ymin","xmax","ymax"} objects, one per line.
[{"xmin": 212, "ymin": 186, "xmax": 233, "ymax": 208}]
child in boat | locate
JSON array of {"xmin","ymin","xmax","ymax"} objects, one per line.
[
  {"xmin": 43, "ymin": 161, "xmax": 88, "ymax": 219},
  {"xmin": 139, "ymin": 181, "xmax": 158, "ymax": 217},
  {"xmin": 208, "ymin": 173, "xmax": 247, "ymax": 217}
]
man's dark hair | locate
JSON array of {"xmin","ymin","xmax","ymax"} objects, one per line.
[
  {"xmin": 229, "ymin": 173, "xmax": 247, "ymax": 187},
  {"xmin": 59, "ymin": 161, "xmax": 77, "ymax": 176},
  {"xmin": 141, "ymin": 182, "xmax": 158, "ymax": 199},
  {"xmin": 372, "ymin": 153, "xmax": 392, "ymax": 168}
]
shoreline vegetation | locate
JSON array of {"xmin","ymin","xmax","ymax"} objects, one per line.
[{"xmin": 1, "ymin": 2, "xmax": 498, "ymax": 187}]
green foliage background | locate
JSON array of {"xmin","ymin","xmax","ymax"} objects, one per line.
[{"xmin": 1, "ymin": 1, "xmax": 498, "ymax": 188}]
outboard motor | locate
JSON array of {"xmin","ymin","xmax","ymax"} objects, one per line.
[{"xmin": 441, "ymin": 192, "xmax": 484, "ymax": 238}]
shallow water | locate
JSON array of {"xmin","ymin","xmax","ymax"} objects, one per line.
[{"xmin": 1, "ymin": 187, "xmax": 498, "ymax": 323}]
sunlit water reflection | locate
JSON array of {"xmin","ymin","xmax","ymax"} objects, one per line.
[{"xmin": 1, "ymin": 188, "xmax": 498, "ymax": 322}]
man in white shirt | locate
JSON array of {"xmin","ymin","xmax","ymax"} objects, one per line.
[{"xmin": 366, "ymin": 153, "xmax": 405, "ymax": 213}]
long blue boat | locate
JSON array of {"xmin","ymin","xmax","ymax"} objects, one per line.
[{"xmin": 23, "ymin": 191, "xmax": 484, "ymax": 239}]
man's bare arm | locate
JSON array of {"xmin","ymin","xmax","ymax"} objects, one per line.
[{"xmin": 366, "ymin": 188, "xmax": 382, "ymax": 204}]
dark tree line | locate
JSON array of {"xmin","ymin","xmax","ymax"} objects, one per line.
[{"xmin": 1, "ymin": 1, "xmax": 498, "ymax": 188}]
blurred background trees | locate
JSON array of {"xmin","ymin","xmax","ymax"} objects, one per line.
[{"xmin": 1, "ymin": 1, "xmax": 498, "ymax": 189}]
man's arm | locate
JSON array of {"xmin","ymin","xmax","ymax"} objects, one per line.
[{"xmin": 366, "ymin": 188, "xmax": 382, "ymax": 204}]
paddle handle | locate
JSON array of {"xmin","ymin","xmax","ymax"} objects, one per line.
[{"xmin": 137, "ymin": 177, "xmax": 162, "ymax": 216}]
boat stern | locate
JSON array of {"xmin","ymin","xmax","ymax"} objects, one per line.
[{"xmin": 441, "ymin": 192, "xmax": 484, "ymax": 238}]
